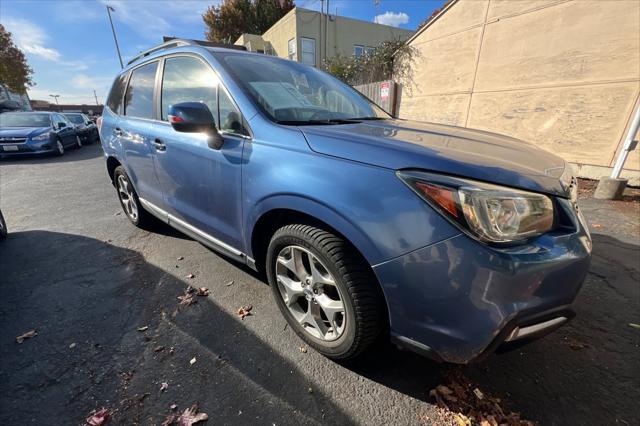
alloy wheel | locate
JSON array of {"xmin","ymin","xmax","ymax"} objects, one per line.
[
  {"xmin": 275, "ymin": 245, "xmax": 346, "ymax": 341},
  {"xmin": 117, "ymin": 175, "xmax": 138, "ymax": 221}
]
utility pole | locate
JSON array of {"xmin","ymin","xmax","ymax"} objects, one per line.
[
  {"xmin": 325, "ymin": 0, "xmax": 329, "ymax": 62},
  {"xmin": 106, "ymin": 5, "xmax": 124, "ymax": 68},
  {"xmin": 93, "ymin": 90, "xmax": 99, "ymax": 106}
]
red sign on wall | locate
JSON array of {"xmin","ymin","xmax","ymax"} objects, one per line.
[{"xmin": 380, "ymin": 81, "xmax": 390, "ymax": 101}]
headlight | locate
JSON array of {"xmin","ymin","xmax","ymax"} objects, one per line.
[
  {"xmin": 31, "ymin": 132, "xmax": 49, "ymax": 141},
  {"xmin": 397, "ymin": 171, "xmax": 554, "ymax": 244}
]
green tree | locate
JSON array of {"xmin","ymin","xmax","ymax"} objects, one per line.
[
  {"xmin": 0, "ymin": 24, "xmax": 34, "ymax": 93},
  {"xmin": 323, "ymin": 39, "xmax": 417, "ymax": 87},
  {"xmin": 203, "ymin": 0, "xmax": 294, "ymax": 44}
]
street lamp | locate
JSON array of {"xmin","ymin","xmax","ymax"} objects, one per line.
[
  {"xmin": 49, "ymin": 94, "xmax": 60, "ymax": 105},
  {"xmin": 106, "ymin": 5, "xmax": 124, "ymax": 68}
]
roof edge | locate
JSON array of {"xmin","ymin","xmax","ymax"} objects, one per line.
[{"xmin": 405, "ymin": 0, "xmax": 459, "ymax": 45}]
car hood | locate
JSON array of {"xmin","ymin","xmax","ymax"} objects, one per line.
[
  {"xmin": 299, "ymin": 119, "xmax": 570, "ymax": 198},
  {"xmin": 0, "ymin": 127, "xmax": 51, "ymax": 138}
]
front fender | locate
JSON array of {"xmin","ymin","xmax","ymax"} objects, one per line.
[{"xmin": 245, "ymin": 194, "xmax": 384, "ymax": 265}]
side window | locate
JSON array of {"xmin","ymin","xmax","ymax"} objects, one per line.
[
  {"xmin": 106, "ymin": 73, "xmax": 128, "ymax": 115},
  {"xmin": 218, "ymin": 88, "xmax": 248, "ymax": 136},
  {"xmin": 161, "ymin": 56, "xmax": 217, "ymax": 121},
  {"xmin": 54, "ymin": 114, "xmax": 67, "ymax": 128},
  {"xmin": 124, "ymin": 61, "xmax": 158, "ymax": 119}
]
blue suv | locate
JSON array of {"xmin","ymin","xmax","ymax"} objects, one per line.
[{"xmin": 100, "ymin": 39, "xmax": 592, "ymax": 363}]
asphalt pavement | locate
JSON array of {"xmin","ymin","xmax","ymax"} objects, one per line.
[{"xmin": 0, "ymin": 143, "xmax": 638, "ymax": 425}]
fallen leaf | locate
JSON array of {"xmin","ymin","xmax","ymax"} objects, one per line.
[
  {"xmin": 114, "ymin": 212, "xmax": 121, "ymax": 216},
  {"xmin": 154, "ymin": 345, "xmax": 165, "ymax": 352},
  {"xmin": 299, "ymin": 346, "xmax": 307, "ymax": 353},
  {"xmin": 592, "ymin": 223, "xmax": 604, "ymax": 228},
  {"xmin": 170, "ymin": 404, "xmax": 178, "ymax": 411},
  {"xmin": 629, "ymin": 323, "xmax": 640, "ymax": 330},
  {"xmin": 137, "ymin": 326, "xmax": 149, "ymax": 332},
  {"xmin": 177, "ymin": 256, "xmax": 184, "ymax": 261},
  {"xmin": 69, "ymin": 343, "xmax": 76, "ymax": 349},
  {"xmin": 86, "ymin": 407, "xmax": 111, "ymax": 426},
  {"xmin": 160, "ymin": 382, "xmax": 169, "ymax": 392},
  {"xmin": 196, "ymin": 287, "xmax": 209, "ymax": 296},
  {"xmin": 178, "ymin": 288, "xmax": 197, "ymax": 306},
  {"xmin": 16, "ymin": 330, "xmax": 37, "ymax": 344},
  {"xmin": 237, "ymin": 305, "xmax": 253, "ymax": 319},
  {"xmin": 473, "ymin": 387, "xmax": 484, "ymax": 400},
  {"xmin": 161, "ymin": 414, "xmax": 178, "ymax": 426},
  {"xmin": 186, "ymin": 273, "xmax": 195, "ymax": 279},
  {"xmin": 225, "ymin": 280, "xmax": 234, "ymax": 286},
  {"xmin": 177, "ymin": 405, "xmax": 208, "ymax": 425},
  {"xmin": 190, "ymin": 357, "xmax": 197, "ymax": 365}
]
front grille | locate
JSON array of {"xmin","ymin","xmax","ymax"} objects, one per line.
[{"xmin": 0, "ymin": 137, "xmax": 27, "ymax": 144}]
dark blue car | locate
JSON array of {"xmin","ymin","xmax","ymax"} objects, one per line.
[
  {"xmin": 99, "ymin": 39, "xmax": 592, "ymax": 363},
  {"xmin": 0, "ymin": 111, "xmax": 83, "ymax": 157}
]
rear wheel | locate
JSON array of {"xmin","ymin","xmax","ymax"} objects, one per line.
[
  {"xmin": 266, "ymin": 224, "xmax": 386, "ymax": 359},
  {"xmin": 113, "ymin": 166, "xmax": 152, "ymax": 228}
]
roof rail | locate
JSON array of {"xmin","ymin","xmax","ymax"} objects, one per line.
[{"xmin": 126, "ymin": 38, "xmax": 247, "ymax": 66}]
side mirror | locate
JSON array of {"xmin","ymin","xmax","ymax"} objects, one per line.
[
  {"xmin": 168, "ymin": 102, "xmax": 224, "ymax": 150},
  {"xmin": 59, "ymin": 122, "xmax": 66, "ymax": 128}
]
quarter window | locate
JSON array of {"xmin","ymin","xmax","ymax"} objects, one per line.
[
  {"xmin": 301, "ymin": 38, "xmax": 316, "ymax": 66},
  {"xmin": 106, "ymin": 72, "xmax": 128, "ymax": 115},
  {"xmin": 218, "ymin": 88, "xmax": 248, "ymax": 136},
  {"xmin": 161, "ymin": 56, "xmax": 217, "ymax": 121},
  {"xmin": 288, "ymin": 38, "xmax": 296, "ymax": 60},
  {"xmin": 124, "ymin": 61, "xmax": 158, "ymax": 119}
]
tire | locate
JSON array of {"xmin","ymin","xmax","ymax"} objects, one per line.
[
  {"xmin": 113, "ymin": 166, "xmax": 152, "ymax": 228},
  {"xmin": 75, "ymin": 135, "xmax": 83, "ymax": 148},
  {"xmin": 55, "ymin": 138, "xmax": 65, "ymax": 156},
  {"xmin": 266, "ymin": 224, "xmax": 386, "ymax": 359},
  {"xmin": 0, "ymin": 210, "xmax": 7, "ymax": 240}
]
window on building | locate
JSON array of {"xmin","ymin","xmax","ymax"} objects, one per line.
[
  {"xmin": 160, "ymin": 56, "xmax": 217, "ymax": 122},
  {"xmin": 365, "ymin": 46, "xmax": 376, "ymax": 57},
  {"xmin": 288, "ymin": 38, "xmax": 296, "ymax": 60},
  {"xmin": 124, "ymin": 61, "xmax": 158, "ymax": 119},
  {"xmin": 300, "ymin": 38, "xmax": 316, "ymax": 67},
  {"xmin": 354, "ymin": 45, "xmax": 364, "ymax": 58}
]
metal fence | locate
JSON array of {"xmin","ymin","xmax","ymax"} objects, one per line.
[{"xmin": 354, "ymin": 80, "xmax": 399, "ymax": 117}]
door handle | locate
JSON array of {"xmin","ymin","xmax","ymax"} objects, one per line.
[
  {"xmin": 114, "ymin": 127, "xmax": 123, "ymax": 137},
  {"xmin": 152, "ymin": 138, "xmax": 166, "ymax": 151}
]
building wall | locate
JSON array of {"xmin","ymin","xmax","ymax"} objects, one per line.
[
  {"xmin": 261, "ymin": 8, "xmax": 297, "ymax": 59},
  {"xmin": 399, "ymin": 0, "xmax": 640, "ymax": 183}
]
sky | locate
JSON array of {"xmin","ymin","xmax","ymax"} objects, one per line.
[{"xmin": 0, "ymin": 0, "xmax": 445, "ymax": 105}]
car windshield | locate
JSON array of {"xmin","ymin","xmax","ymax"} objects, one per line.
[
  {"xmin": 0, "ymin": 113, "xmax": 51, "ymax": 128},
  {"xmin": 65, "ymin": 114, "xmax": 84, "ymax": 124},
  {"xmin": 213, "ymin": 52, "xmax": 389, "ymax": 124}
]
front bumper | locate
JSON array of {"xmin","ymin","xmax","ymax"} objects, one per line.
[
  {"xmin": 0, "ymin": 141, "xmax": 55, "ymax": 157},
  {"xmin": 373, "ymin": 200, "xmax": 592, "ymax": 364}
]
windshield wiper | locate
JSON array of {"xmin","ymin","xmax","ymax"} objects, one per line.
[
  {"xmin": 276, "ymin": 118, "xmax": 359, "ymax": 126},
  {"xmin": 348, "ymin": 116, "xmax": 386, "ymax": 121}
]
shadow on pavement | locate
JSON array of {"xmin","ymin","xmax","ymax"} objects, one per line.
[
  {"xmin": 0, "ymin": 142, "xmax": 102, "ymax": 164},
  {"xmin": 0, "ymin": 230, "xmax": 353, "ymax": 425}
]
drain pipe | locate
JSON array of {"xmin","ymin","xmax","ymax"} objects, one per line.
[{"xmin": 594, "ymin": 103, "xmax": 640, "ymax": 199}]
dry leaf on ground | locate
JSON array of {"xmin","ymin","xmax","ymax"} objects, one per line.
[
  {"xmin": 225, "ymin": 280, "xmax": 234, "ymax": 286},
  {"xmin": 190, "ymin": 357, "xmax": 197, "ymax": 365},
  {"xmin": 237, "ymin": 305, "xmax": 253, "ymax": 319},
  {"xmin": 196, "ymin": 287, "xmax": 209, "ymax": 296},
  {"xmin": 178, "ymin": 287, "xmax": 197, "ymax": 306},
  {"xmin": 177, "ymin": 405, "xmax": 208, "ymax": 425},
  {"xmin": 137, "ymin": 326, "xmax": 149, "ymax": 332},
  {"xmin": 186, "ymin": 273, "xmax": 195, "ymax": 279},
  {"xmin": 16, "ymin": 330, "xmax": 37, "ymax": 343},
  {"xmin": 160, "ymin": 382, "xmax": 169, "ymax": 392},
  {"xmin": 85, "ymin": 407, "xmax": 111, "ymax": 426},
  {"xmin": 177, "ymin": 256, "xmax": 184, "ymax": 261}
]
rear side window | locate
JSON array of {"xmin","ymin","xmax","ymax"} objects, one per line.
[
  {"xmin": 161, "ymin": 56, "xmax": 217, "ymax": 121},
  {"xmin": 124, "ymin": 61, "xmax": 159, "ymax": 119},
  {"xmin": 106, "ymin": 73, "xmax": 128, "ymax": 115}
]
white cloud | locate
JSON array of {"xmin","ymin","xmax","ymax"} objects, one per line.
[
  {"xmin": 373, "ymin": 11, "xmax": 410, "ymax": 27},
  {"xmin": 1, "ymin": 17, "xmax": 62, "ymax": 61}
]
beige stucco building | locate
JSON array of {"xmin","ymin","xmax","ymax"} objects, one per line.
[
  {"xmin": 235, "ymin": 7, "xmax": 413, "ymax": 67},
  {"xmin": 399, "ymin": 0, "xmax": 640, "ymax": 184}
]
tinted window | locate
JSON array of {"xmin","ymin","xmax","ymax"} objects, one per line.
[
  {"xmin": 65, "ymin": 114, "xmax": 84, "ymax": 124},
  {"xmin": 106, "ymin": 73, "xmax": 128, "ymax": 114},
  {"xmin": 0, "ymin": 113, "xmax": 51, "ymax": 127},
  {"xmin": 124, "ymin": 61, "xmax": 158, "ymax": 119},
  {"xmin": 218, "ymin": 88, "xmax": 247, "ymax": 136},
  {"xmin": 54, "ymin": 114, "xmax": 69, "ymax": 128},
  {"xmin": 161, "ymin": 56, "xmax": 217, "ymax": 121}
]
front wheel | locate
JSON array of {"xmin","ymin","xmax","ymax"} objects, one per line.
[
  {"xmin": 55, "ymin": 139, "xmax": 65, "ymax": 156},
  {"xmin": 266, "ymin": 224, "xmax": 386, "ymax": 359}
]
